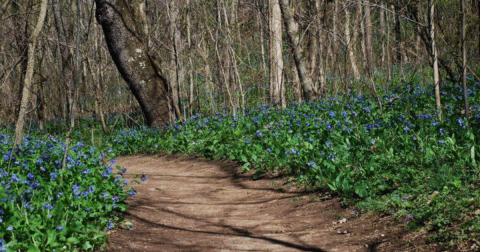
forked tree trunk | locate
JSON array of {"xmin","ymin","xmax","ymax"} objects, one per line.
[
  {"xmin": 279, "ymin": 0, "xmax": 317, "ymax": 101},
  {"xmin": 95, "ymin": 0, "xmax": 173, "ymax": 126}
]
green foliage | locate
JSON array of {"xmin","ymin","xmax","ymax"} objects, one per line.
[
  {"xmin": 106, "ymin": 78, "xmax": 480, "ymax": 248},
  {"xmin": 2, "ymin": 76, "xmax": 480, "ymax": 250},
  {"xmin": 0, "ymin": 132, "xmax": 142, "ymax": 251}
]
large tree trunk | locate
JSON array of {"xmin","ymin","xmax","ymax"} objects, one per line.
[
  {"xmin": 279, "ymin": 0, "xmax": 317, "ymax": 101},
  {"xmin": 269, "ymin": 0, "xmax": 284, "ymax": 107},
  {"xmin": 95, "ymin": 0, "xmax": 173, "ymax": 126},
  {"xmin": 14, "ymin": 0, "xmax": 48, "ymax": 145}
]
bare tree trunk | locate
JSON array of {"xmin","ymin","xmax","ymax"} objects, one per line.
[
  {"xmin": 380, "ymin": 3, "xmax": 385, "ymax": 66},
  {"xmin": 357, "ymin": 1, "xmax": 367, "ymax": 72},
  {"xmin": 279, "ymin": 0, "xmax": 317, "ymax": 101},
  {"xmin": 95, "ymin": 0, "xmax": 173, "ymax": 126},
  {"xmin": 478, "ymin": 0, "xmax": 480, "ymax": 60},
  {"xmin": 394, "ymin": 4, "xmax": 402, "ymax": 64},
  {"xmin": 386, "ymin": 4, "xmax": 392, "ymax": 80},
  {"xmin": 62, "ymin": 0, "xmax": 82, "ymax": 169},
  {"xmin": 292, "ymin": 62, "xmax": 302, "ymax": 103},
  {"xmin": 186, "ymin": 0, "xmax": 195, "ymax": 116},
  {"xmin": 199, "ymin": 39, "xmax": 215, "ymax": 113},
  {"xmin": 461, "ymin": 0, "xmax": 469, "ymax": 126},
  {"xmin": 364, "ymin": 0, "xmax": 373, "ymax": 74},
  {"xmin": 215, "ymin": 0, "xmax": 236, "ymax": 112},
  {"xmin": 429, "ymin": 0, "xmax": 441, "ymax": 117},
  {"xmin": 35, "ymin": 50, "xmax": 46, "ymax": 131},
  {"xmin": 14, "ymin": 0, "xmax": 48, "ymax": 145},
  {"xmin": 269, "ymin": 0, "xmax": 284, "ymax": 107},
  {"xmin": 167, "ymin": 0, "xmax": 184, "ymax": 121},
  {"xmin": 52, "ymin": 0, "xmax": 75, "ymax": 123},
  {"xmin": 343, "ymin": 2, "xmax": 361, "ymax": 81},
  {"xmin": 258, "ymin": 9, "xmax": 267, "ymax": 77},
  {"xmin": 331, "ymin": 0, "xmax": 339, "ymax": 77},
  {"xmin": 315, "ymin": 0, "xmax": 326, "ymax": 94},
  {"xmin": 11, "ymin": 1, "xmax": 29, "ymax": 118},
  {"xmin": 87, "ymin": 56, "xmax": 108, "ymax": 133}
]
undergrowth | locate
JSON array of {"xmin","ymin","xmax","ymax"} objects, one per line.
[
  {"xmin": 105, "ymin": 80, "xmax": 480, "ymax": 249},
  {"xmin": 0, "ymin": 133, "xmax": 144, "ymax": 251},
  {"xmin": 1, "ymin": 77, "xmax": 480, "ymax": 250}
]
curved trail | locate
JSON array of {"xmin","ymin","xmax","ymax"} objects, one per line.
[{"xmin": 106, "ymin": 155, "xmax": 423, "ymax": 252}]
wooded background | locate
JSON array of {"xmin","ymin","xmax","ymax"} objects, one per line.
[{"xmin": 0, "ymin": 0, "xmax": 479, "ymax": 127}]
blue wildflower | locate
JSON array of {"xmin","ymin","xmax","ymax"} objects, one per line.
[{"xmin": 73, "ymin": 185, "xmax": 80, "ymax": 196}]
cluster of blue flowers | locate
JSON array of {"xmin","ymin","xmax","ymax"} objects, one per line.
[{"xmin": 0, "ymin": 133, "xmax": 143, "ymax": 250}]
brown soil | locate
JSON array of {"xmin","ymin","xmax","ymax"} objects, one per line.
[{"xmin": 106, "ymin": 155, "xmax": 441, "ymax": 252}]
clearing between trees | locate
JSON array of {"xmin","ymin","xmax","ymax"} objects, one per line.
[{"xmin": 106, "ymin": 155, "xmax": 439, "ymax": 252}]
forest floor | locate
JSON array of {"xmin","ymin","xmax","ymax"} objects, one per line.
[{"xmin": 106, "ymin": 155, "xmax": 441, "ymax": 252}]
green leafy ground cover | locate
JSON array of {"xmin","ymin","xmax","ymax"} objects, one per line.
[
  {"xmin": 0, "ymin": 132, "xmax": 144, "ymax": 251},
  {"xmin": 1, "ymin": 78, "xmax": 480, "ymax": 250},
  {"xmin": 107, "ymin": 80, "xmax": 480, "ymax": 249}
]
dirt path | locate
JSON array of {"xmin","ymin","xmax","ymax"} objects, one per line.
[{"xmin": 106, "ymin": 155, "xmax": 436, "ymax": 252}]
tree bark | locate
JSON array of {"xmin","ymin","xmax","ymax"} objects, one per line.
[
  {"xmin": 478, "ymin": 0, "xmax": 480, "ymax": 60},
  {"xmin": 14, "ymin": 0, "xmax": 48, "ymax": 145},
  {"xmin": 186, "ymin": 0, "xmax": 195, "ymax": 116},
  {"xmin": 356, "ymin": 1, "xmax": 366, "ymax": 71},
  {"xmin": 343, "ymin": 1, "xmax": 361, "ymax": 81},
  {"xmin": 269, "ymin": 0, "xmax": 284, "ymax": 107},
  {"xmin": 11, "ymin": 1, "xmax": 29, "ymax": 118},
  {"xmin": 429, "ymin": 0, "xmax": 441, "ymax": 117},
  {"xmin": 52, "ymin": 0, "xmax": 75, "ymax": 123},
  {"xmin": 95, "ymin": 0, "xmax": 173, "ymax": 126},
  {"xmin": 364, "ymin": 0, "xmax": 373, "ymax": 73},
  {"xmin": 379, "ymin": 2, "xmax": 386, "ymax": 66},
  {"xmin": 279, "ymin": 0, "xmax": 317, "ymax": 101},
  {"xmin": 314, "ymin": 0, "xmax": 326, "ymax": 94},
  {"xmin": 331, "ymin": 0, "xmax": 339, "ymax": 77},
  {"xmin": 461, "ymin": 0, "xmax": 469, "ymax": 124},
  {"xmin": 167, "ymin": 0, "xmax": 184, "ymax": 121},
  {"xmin": 394, "ymin": 4, "xmax": 402, "ymax": 64}
]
